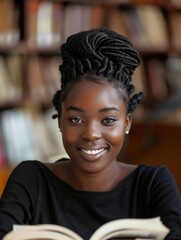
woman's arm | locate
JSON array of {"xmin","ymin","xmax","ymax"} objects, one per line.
[
  {"xmin": 0, "ymin": 161, "xmax": 39, "ymax": 239},
  {"xmin": 150, "ymin": 166, "xmax": 181, "ymax": 239}
]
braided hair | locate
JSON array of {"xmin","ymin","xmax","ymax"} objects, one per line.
[{"xmin": 52, "ymin": 28, "xmax": 143, "ymax": 118}]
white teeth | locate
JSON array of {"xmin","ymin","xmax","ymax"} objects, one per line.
[{"xmin": 81, "ymin": 149, "xmax": 104, "ymax": 155}]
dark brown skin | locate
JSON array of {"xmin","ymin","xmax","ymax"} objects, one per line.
[{"xmin": 47, "ymin": 78, "xmax": 137, "ymax": 192}]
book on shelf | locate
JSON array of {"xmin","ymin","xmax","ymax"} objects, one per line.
[
  {"xmin": 166, "ymin": 57, "xmax": 181, "ymax": 93},
  {"xmin": 30, "ymin": 108, "xmax": 68, "ymax": 162},
  {"xmin": 43, "ymin": 108, "xmax": 69, "ymax": 162},
  {"xmin": 0, "ymin": 55, "xmax": 23, "ymax": 103},
  {"xmin": 90, "ymin": 5, "xmax": 105, "ymax": 29},
  {"xmin": 63, "ymin": 4, "xmax": 91, "ymax": 42},
  {"xmin": 146, "ymin": 58, "xmax": 169, "ymax": 104},
  {"xmin": 107, "ymin": 7, "xmax": 131, "ymax": 41},
  {"xmin": 125, "ymin": 7, "xmax": 146, "ymax": 49},
  {"xmin": 6, "ymin": 54, "xmax": 24, "ymax": 102},
  {"xmin": 169, "ymin": 11, "xmax": 181, "ymax": 51},
  {"xmin": 0, "ymin": 56, "xmax": 11, "ymax": 102},
  {"xmin": 27, "ymin": 55, "xmax": 61, "ymax": 105},
  {"xmin": 0, "ymin": 0, "xmax": 20, "ymax": 46},
  {"xmin": 135, "ymin": 5, "xmax": 169, "ymax": 51},
  {"xmin": 36, "ymin": 1, "xmax": 54, "ymax": 46},
  {"xmin": 39, "ymin": 57, "xmax": 60, "ymax": 101},
  {"xmin": 27, "ymin": 56, "xmax": 48, "ymax": 104},
  {"xmin": 27, "ymin": 55, "xmax": 61, "ymax": 104},
  {"xmin": 27, "ymin": 0, "xmax": 63, "ymax": 47},
  {"xmin": 0, "ymin": 109, "xmax": 40, "ymax": 166},
  {"xmin": 2, "ymin": 217, "xmax": 169, "ymax": 240},
  {"xmin": 36, "ymin": 1, "xmax": 62, "ymax": 47},
  {"xmin": 107, "ymin": 6, "xmax": 147, "ymax": 47},
  {"xmin": 107, "ymin": 5, "xmax": 168, "ymax": 51}
]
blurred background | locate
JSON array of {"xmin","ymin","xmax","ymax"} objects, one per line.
[{"xmin": 0, "ymin": 0, "xmax": 181, "ymax": 196}]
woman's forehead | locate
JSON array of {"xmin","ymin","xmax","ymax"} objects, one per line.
[{"xmin": 62, "ymin": 79, "xmax": 127, "ymax": 112}]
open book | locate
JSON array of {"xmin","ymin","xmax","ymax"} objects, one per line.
[{"xmin": 2, "ymin": 217, "xmax": 169, "ymax": 240}]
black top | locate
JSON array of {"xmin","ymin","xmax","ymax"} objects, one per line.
[{"xmin": 0, "ymin": 160, "xmax": 181, "ymax": 240}]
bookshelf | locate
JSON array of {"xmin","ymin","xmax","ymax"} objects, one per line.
[{"xmin": 0, "ymin": 0, "xmax": 181, "ymax": 192}]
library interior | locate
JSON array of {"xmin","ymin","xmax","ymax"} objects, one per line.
[{"xmin": 0, "ymin": 0, "xmax": 181, "ymax": 196}]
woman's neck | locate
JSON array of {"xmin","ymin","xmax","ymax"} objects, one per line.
[{"xmin": 50, "ymin": 160, "xmax": 137, "ymax": 192}]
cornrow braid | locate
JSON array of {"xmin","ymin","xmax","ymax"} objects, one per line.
[{"xmin": 52, "ymin": 28, "xmax": 144, "ymax": 116}]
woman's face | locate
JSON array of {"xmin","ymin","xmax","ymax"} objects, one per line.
[{"xmin": 59, "ymin": 78, "xmax": 132, "ymax": 173}]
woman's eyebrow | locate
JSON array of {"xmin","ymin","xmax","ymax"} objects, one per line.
[
  {"xmin": 99, "ymin": 107, "xmax": 120, "ymax": 113},
  {"xmin": 66, "ymin": 106, "xmax": 120, "ymax": 113},
  {"xmin": 66, "ymin": 106, "xmax": 84, "ymax": 112}
]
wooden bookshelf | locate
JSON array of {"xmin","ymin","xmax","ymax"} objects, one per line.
[{"xmin": 0, "ymin": 0, "xmax": 181, "ymax": 190}]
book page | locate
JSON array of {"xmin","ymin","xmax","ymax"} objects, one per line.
[
  {"xmin": 3, "ymin": 224, "xmax": 83, "ymax": 240},
  {"xmin": 3, "ymin": 229, "xmax": 74, "ymax": 240},
  {"xmin": 89, "ymin": 217, "xmax": 169, "ymax": 240}
]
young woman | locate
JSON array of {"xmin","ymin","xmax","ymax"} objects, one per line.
[{"xmin": 0, "ymin": 28, "xmax": 181, "ymax": 239}]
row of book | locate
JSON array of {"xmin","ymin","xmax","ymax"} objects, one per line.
[
  {"xmin": 26, "ymin": 2, "xmax": 170, "ymax": 51},
  {"xmin": 26, "ymin": 1, "xmax": 106, "ymax": 47},
  {"xmin": 0, "ymin": 51, "xmax": 181, "ymax": 113},
  {"xmin": 139, "ymin": 57, "xmax": 181, "ymax": 124},
  {"xmin": 0, "ymin": 55, "xmax": 24, "ymax": 104},
  {"xmin": 0, "ymin": 108, "xmax": 68, "ymax": 169},
  {"xmin": 1, "ymin": 0, "xmax": 180, "ymax": 51},
  {"xmin": 108, "ymin": 4, "xmax": 169, "ymax": 52},
  {"xmin": 27, "ymin": 55, "xmax": 61, "ymax": 105},
  {"xmin": 22, "ymin": 2, "xmax": 181, "ymax": 51},
  {"xmin": 146, "ymin": 57, "xmax": 181, "ymax": 103},
  {"xmin": 0, "ymin": 55, "xmax": 60, "ymax": 105},
  {"xmin": 131, "ymin": 56, "xmax": 181, "ymax": 124}
]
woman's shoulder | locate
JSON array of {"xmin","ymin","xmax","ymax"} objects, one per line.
[
  {"xmin": 13, "ymin": 158, "xmax": 69, "ymax": 172},
  {"xmin": 135, "ymin": 164, "xmax": 179, "ymax": 192},
  {"xmin": 12, "ymin": 160, "xmax": 45, "ymax": 174},
  {"xmin": 137, "ymin": 164, "xmax": 172, "ymax": 177},
  {"xmin": 4, "ymin": 159, "xmax": 70, "ymax": 193},
  {"xmin": 6, "ymin": 160, "xmax": 45, "ymax": 184},
  {"xmin": 120, "ymin": 163, "xmax": 174, "ymax": 186},
  {"xmin": 8, "ymin": 159, "xmax": 66, "ymax": 182}
]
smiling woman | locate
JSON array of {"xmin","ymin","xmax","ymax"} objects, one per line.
[
  {"xmin": 0, "ymin": 28, "xmax": 181, "ymax": 240},
  {"xmin": 58, "ymin": 79, "xmax": 130, "ymax": 176}
]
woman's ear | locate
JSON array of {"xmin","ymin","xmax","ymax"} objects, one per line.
[{"xmin": 125, "ymin": 113, "xmax": 132, "ymax": 135}]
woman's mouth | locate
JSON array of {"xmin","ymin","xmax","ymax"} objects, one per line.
[
  {"xmin": 80, "ymin": 148, "xmax": 105, "ymax": 155},
  {"xmin": 78, "ymin": 147, "xmax": 108, "ymax": 161}
]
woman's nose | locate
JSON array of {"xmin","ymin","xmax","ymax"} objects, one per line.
[{"xmin": 82, "ymin": 122, "xmax": 101, "ymax": 141}]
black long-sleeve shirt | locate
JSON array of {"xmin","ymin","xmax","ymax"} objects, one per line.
[{"xmin": 0, "ymin": 160, "xmax": 181, "ymax": 239}]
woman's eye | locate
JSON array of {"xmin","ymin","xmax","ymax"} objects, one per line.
[
  {"xmin": 69, "ymin": 117, "xmax": 84, "ymax": 124},
  {"xmin": 102, "ymin": 118, "xmax": 117, "ymax": 125}
]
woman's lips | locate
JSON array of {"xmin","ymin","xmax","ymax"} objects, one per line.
[
  {"xmin": 80, "ymin": 148, "xmax": 105, "ymax": 155},
  {"xmin": 78, "ymin": 147, "xmax": 108, "ymax": 161}
]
